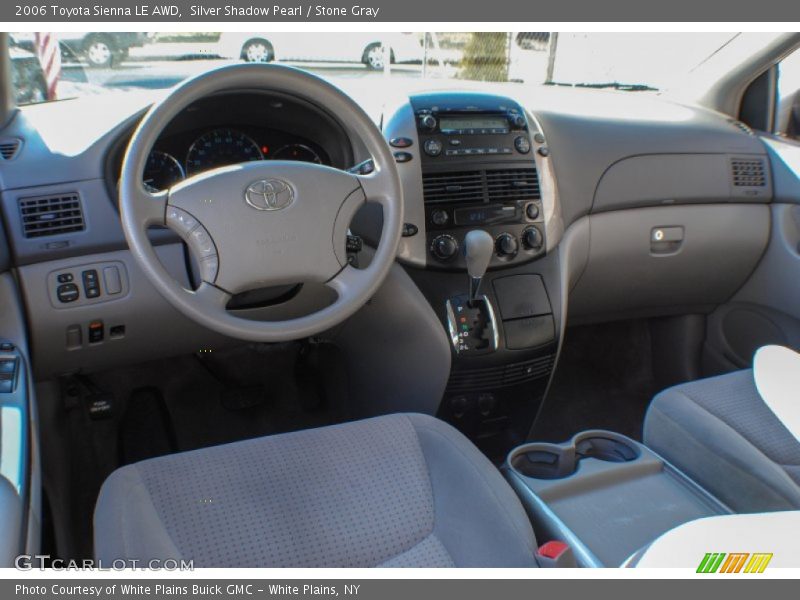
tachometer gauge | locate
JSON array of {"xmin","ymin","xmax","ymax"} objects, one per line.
[
  {"xmin": 185, "ymin": 128, "xmax": 264, "ymax": 176},
  {"xmin": 272, "ymin": 144, "xmax": 323, "ymax": 164},
  {"xmin": 143, "ymin": 151, "xmax": 185, "ymax": 192}
]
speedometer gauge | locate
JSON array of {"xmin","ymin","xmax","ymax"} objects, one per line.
[
  {"xmin": 143, "ymin": 151, "xmax": 185, "ymax": 192},
  {"xmin": 185, "ymin": 128, "xmax": 263, "ymax": 176},
  {"xmin": 272, "ymin": 144, "xmax": 323, "ymax": 164}
]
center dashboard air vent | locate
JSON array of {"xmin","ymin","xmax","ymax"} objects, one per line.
[
  {"xmin": 731, "ymin": 157, "xmax": 767, "ymax": 188},
  {"xmin": 19, "ymin": 193, "xmax": 85, "ymax": 238},
  {"xmin": 423, "ymin": 167, "xmax": 541, "ymax": 204}
]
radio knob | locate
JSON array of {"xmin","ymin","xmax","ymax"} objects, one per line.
[
  {"xmin": 522, "ymin": 227, "xmax": 543, "ymax": 250},
  {"xmin": 495, "ymin": 233, "xmax": 519, "ymax": 257},
  {"xmin": 424, "ymin": 139, "xmax": 443, "ymax": 157},
  {"xmin": 419, "ymin": 114, "xmax": 437, "ymax": 131},
  {"xmin": 431, "ymin": 209, "xmax": 449, "ymax": 226},
  {"xmin": 431, "ymin": 234, "xmax": 458, "ymax": 261},
  {"xmin": 514, "ymin": 135, "xmax": 532, "ymax": 154},
  {"xmin": 509, "ymin": 113, "xmax": 526, "ymax": 128}
]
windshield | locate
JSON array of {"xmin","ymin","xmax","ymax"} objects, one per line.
[{"xmin": 8, "ymin": 31, "xmax": 757, "ymax": 109}]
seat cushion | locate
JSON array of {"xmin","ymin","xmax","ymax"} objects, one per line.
[
  {"xmin": 644, "ymin": 370, "xmax": 800, "ymax": 513},
  {"xmin": 94, "ymin": 413, "xmax": 538, "ymax": 567}
]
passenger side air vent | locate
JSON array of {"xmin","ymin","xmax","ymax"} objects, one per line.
[
  {"xmin": 486, "ymin": 168, "xmax": 540, "ymax": 201},
  {"xmin": 731, "ymin": 158, "xmax": 767, "ymax": 188},
  {"xmin": 423, "ymin": 167, "xmax": 541, "ymax": 204},
  {"xmin": 446, "ymin": 354, "xmax": 555, "ymax": 393},
  {"xmin": 0, "ymin": 138, "xmax": 22, "ymax": 161},
  {"xmin": 422, "ymin": 170, "xmax": 484, "ymax": 204},
  {"xmin": 19, "ymin": 193, "xmax": 85, "ymax": 238}
]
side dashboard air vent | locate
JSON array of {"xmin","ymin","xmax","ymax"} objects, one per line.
[
  {"xmin": 423, "ymin": 167, "xmax": 541, "ymax": 204},
  {"xmin": 446, "ymin": 354, "xmax": 555, "ymax": 393},
  {"xmin": 731, "ymin": 158, "xmax": 767, "ymax": 188},
  {"xmin": 0, "ymin": 138, "xmax": 22, "ymax": 161},
  {"xmin": 19, "ymin": 193, "xmax": 85, "ymax": 238}
]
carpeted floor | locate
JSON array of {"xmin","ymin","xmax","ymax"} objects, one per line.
[{"xmin": 529, "ymin": 320, "xmax": 658, "ymax": 443}]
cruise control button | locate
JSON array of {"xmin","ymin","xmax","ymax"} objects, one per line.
[
  {"xmin": 166, "ymin": 206, "xmax": 200, "ymax": 235},
  {"xmin": 189, "ymin": 227, "xmax": 216, "ymax": 257},
  {"xmin": 199, "ymin": 255, "xmax": 219, "ymax": 282}
]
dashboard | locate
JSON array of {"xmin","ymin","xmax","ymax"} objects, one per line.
[{"xmin": 0, "ymin": 82, "xmax": 793, "ymax": 381}]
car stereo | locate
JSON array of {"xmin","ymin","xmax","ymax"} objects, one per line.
[{"xmin": 408, "ymin": 92, "xmax": 547, "ymax": 269}]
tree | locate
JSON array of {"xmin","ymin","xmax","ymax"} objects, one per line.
[{"xmin": 459, "ymin": 33, "xmax": 510, "ymax": 82}]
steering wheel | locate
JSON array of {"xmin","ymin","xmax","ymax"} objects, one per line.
[{"xmin": 119, "ymin": 64, "xmax": 403, "ymax": 342}]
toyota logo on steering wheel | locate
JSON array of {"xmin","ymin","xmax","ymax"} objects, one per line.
[{"xmin": 245, "ymin": 179, "xmax": 295, "ymax": 211}]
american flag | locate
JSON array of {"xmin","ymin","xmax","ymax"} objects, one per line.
[{"xmin": 34, "ymin": 33, "xmax": 61, "ymax": 101}]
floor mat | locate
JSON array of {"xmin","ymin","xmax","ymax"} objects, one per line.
[
  {"xmin": 529, "ymin": 320, "xmax": 657, "ymax": 443},
  {"xmin": 119, "ymin": 387, "xmax": 176, "ymax": 465}
]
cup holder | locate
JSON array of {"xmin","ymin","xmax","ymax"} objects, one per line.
[{"xmin": 508, "ymin": 430, "xmax": 640, "ymax": 480}]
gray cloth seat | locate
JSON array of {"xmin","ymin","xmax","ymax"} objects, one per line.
[
  {"xmin": 644, "ymin": 369, "xmax": 800, "ymax": 513},
  {"xmin": 94, "ymin": 413, "xmax": 538, "ymax": 567}
]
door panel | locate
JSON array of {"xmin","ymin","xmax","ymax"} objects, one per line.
[{"xmin": 705, "ymin": 202, "xmax": 800, "ymax": 372}]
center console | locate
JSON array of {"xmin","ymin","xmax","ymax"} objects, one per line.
[
  {"xmin": 503, "ymin": 431, "xmax": 731, "ymax": 567},
  {"xmin": 381, "ymin": 92, "xmax": 564, "ymax": 458}
]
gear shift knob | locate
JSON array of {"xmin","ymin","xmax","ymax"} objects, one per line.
[{"xmin": 464, "ymin": 229, "xmax": 494, "ymax": 303}]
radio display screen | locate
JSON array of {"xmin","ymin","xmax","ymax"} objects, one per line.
[{"xmin": 439, "ymin": 116, "xmax": 508, "ymax": 132}]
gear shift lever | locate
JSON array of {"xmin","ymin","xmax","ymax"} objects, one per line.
[{"xmin": 464, "ymin": 230, "xmax": 494, "ymax": 306}]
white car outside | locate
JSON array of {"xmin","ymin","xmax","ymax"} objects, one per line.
[{"xmin": 216, "ymin": 32, "xmax": 424, "ymax": 69}]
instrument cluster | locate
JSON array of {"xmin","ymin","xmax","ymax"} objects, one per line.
[{"xmin": 142, "ymin": 126, "xmax": 329, "ymax": 192}]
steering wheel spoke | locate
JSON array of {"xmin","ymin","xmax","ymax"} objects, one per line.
[
  {"xmin": 194, "ymin": 281, "xmax": 232, "ymax": 310},
  {"xmin": 127, "ymin": 186, "xmax": 168, "ymax": 228},
  {"xmin": 356, "ymin": 170, "xmax": 394, "ymax": 207},
  {"xmin": 327, "ymin": 264, "xmax": 373, "ymax": 298}
]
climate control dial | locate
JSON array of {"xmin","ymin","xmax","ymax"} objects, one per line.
[
  {"xmin": 522, "ymin": 226, "xmax": 543, "ymax": 251},
  {"xmin": 495, "ymin": 233, "xmax": 519, "ymax": 257},
  {"xmin": 430, "ymin": 234, "xmax": 459, "ymax": 261}
]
